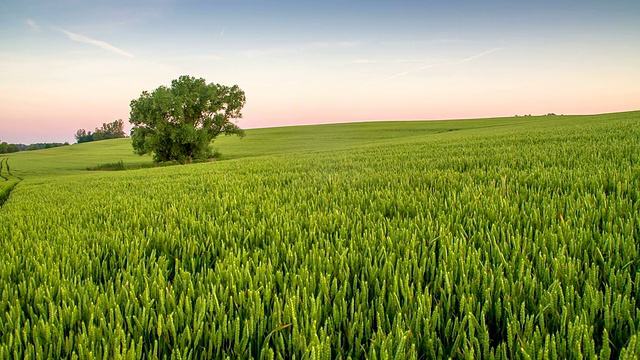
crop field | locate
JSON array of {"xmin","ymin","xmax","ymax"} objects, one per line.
[
  {"xmin": 0, "ymin": 158, "xmax": 19, "ymax": 207},
  {"xmin": 1, "ymin": 112, "xmax": 639, "ymax": 359}
]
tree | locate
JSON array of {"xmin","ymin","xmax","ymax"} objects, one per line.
[
  {"xmin": 94, "ymin": 119, "xmax": 126, "ymax": 140},
  {"xmin": 75, "ymin": 129, "xmax": 94, "ymax": 143},
  {"xmin": 129, "ymin": 75, "xmax": 245, "ymax": 163},
  {"xmin": 0, "ymin": 142, "xmax": 20, "ymax": 154},
  {"xmin": 76, "ymin": 119, "xmax": 125, "ymax": 143}
]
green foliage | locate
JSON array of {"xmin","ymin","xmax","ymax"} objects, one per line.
[
  {"xmin": 76, "ymin": 119, "xmax": 126, "ymax": 143},
  {"xmin": 0, "ymin": 142, "xmax": 20, "ymax": 154},
  {"xmin": 0, "ymin": 111, "xmax": 639, "ymax": 358},
  {"xmin": 94, "ymin": 119, "xmax": 126, "ymax": 141},
  {"xmin": 75, "ymin": 128, "xmax": 94, "ymax": 143},
  {"xmin": 86, "ymin": 160, "xmax": 125, "ymax": 171},
  {"xmin": 130, "ymin": 75, "xmax": 246, "ymax": 163},
  {"xmin": 25, "ymin": 142, "xmax": 69, "ymax": 151}
]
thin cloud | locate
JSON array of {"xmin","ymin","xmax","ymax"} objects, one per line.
[
  {"xmin": 25, "ymin": 19, "xmax": 40, "ymax": 31},
  {"xmin": 362, "ymin": 63, "xmax": 440, "ymax": 87},
  {"xmin": 361, "ymin": 47, "xmax": 502, "ymax": 87},
  {"xmin": 457, "ymin": 47, "xmax": 502, "ymax": 63},
  {"xmin": 55, "ymin": 27, "xmax": 134, "ymax": 58}
]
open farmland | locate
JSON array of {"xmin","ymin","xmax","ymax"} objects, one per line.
[{"xmin": 1, "ymin": 112, "xmax": 639, "ymax": 358}]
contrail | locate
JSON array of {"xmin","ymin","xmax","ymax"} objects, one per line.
[
  {"xmin": 456, "ymin": 47, "xmax": 502, "ymax": 64},
  {"xmin": 361, "ymin": 47, "xmax": 502, "ymax": 88},
  {"xmin": 56, "ymin": 27, "xmax": 134, "ymax": 58},
  {"xmin": 363, "ymin": 63, "xmax": 440, "ymax": 87}
]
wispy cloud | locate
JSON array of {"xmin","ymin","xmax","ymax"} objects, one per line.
[
  {"xmin": 25, "ymin": 19, "xmax": 40, "ymax": 31},
  {"xmin": 362, "ymin": 63, "xmax": 440, "ymax": 87},
  {"xmin": 361, "ymin": 47, "xmax": 502, "ymax": 87},
  {"xmin": 457, "ymin": 48, "xmax": 502, "ymax": 63},
  {"xmin": 55, "ymin": 27, "xmax": 134, "ymax": 58}
]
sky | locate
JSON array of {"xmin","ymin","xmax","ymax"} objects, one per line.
[{"xmin": 1, "ymin": 0, "xmax": 639, "ymax": 144}]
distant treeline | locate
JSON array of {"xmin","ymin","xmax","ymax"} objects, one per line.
[
  {"xmin": 1, "ymin": 118, "xmax": 126, "ymax": 154},
  {"xmin": 0, "ymin": 143, "xmax": 20, "ymax": 154},
  {"xmin": 25, "ymin": 143, "xmax": 70, "ymax": 151},
  {"xmin": 76, "ymin": 119, "xmax": 126, "ymax": 143},
  {"xmin": 0, "ymin": 142, "xmax": 69, "ymax": 154}
]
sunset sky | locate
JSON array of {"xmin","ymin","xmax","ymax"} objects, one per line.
[{"xmin": 1, "ymin": 0, "xmax": 639, "ymax": 143}]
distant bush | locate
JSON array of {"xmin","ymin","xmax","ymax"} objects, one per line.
[{"xmin": 87, "ymin": 160, "xmax": 125, "ymax": 171}]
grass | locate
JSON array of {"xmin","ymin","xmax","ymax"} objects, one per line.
[
  {"xmin": 1, "ymin": 110, "xmax": 639, "ymax": 358},
  {"xmin": 86, "ymin": 160, "xmax": 126, "ymax": 171},
  {"xmin": 4, "ymin": 138, "xmax": 152, "ymax": 179},
  {"xmin": 3, "ymin": 112, "xmax": 601, "ymax": 178},
  {"xmin": 211, "ymin": 114, "xmax": 557, "ymax": 159},
  {"xmin": 0, "ymin": 177, "xmax": 20, "ymax": 206}
]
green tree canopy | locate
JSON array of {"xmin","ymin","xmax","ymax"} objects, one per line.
[
  {"xmin": 94, "ymin": 119, "xmax": 126, "ymax": 141},
  {"xmin": 75, "ymin": 129, "xmax": 93, "ymax": 143},
  {"xmin": 0, "ymin": 142, "xmax": 20, "ymax": 154},
  {"xmin": 129, "ymin": 75, "xmax": 245, "ymax": 163},
  {"xmin": 76, "ymin": 119, "xmax": 126, "ymax": 143}
]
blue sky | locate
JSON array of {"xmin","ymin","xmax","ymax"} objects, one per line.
[{"xmin": 1, "ymin": 0, "xmax": 639, "ymax": 143}]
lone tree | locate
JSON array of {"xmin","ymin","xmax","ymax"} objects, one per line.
[{"xmin": 129, "ymin": 75, "xmax": 245, "ymax": 163}]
